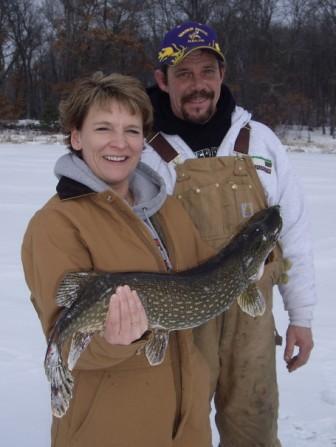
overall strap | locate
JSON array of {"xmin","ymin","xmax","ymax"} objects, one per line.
[
  {"xmin": 147, "ymin": 124, "xmax": 251, "ymax": 161},
  {"xmin": 234, "ymin": 125, "xmax": 250, "ymax": 154},
  {"xmin": 147, "ymin": 132, "xmax": 178, "ymax": 162}
]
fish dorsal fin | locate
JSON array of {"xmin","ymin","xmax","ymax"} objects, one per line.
[
  {"xmin": 56, "ymin": 272, "xmax": 96, "ymax": 308},
  {"xmin": 68, "ymin": 332, "xmax": 93, "ymax": 371},
  {"xmin": 237, "ymin": 284, "xmax": 266, "ymax": 317},
  {"xmin": 145, "ymin": 328, "xmax": 170, "ymax": 366}
]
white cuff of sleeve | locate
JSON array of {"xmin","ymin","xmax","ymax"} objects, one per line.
[{"xmin": 288, "ymin": 305, "xmax": 314, "ymax": 328}]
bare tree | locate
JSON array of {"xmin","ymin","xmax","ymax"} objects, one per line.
[
  {"xmin": 3, "ymin": 0, "xmax": 44, "ymax": 117},
  {"xmin": 0, "ymin": 0, "xmax": 334, "ymax": 128}
]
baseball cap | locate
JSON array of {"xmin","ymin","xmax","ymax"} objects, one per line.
[{"xmin": 157, "ymin": 21, "xmax": 225, "ymax": 67}]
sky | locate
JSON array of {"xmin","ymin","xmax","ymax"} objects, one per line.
[{"xmin": 0, "ymin": 130, "xmax": 335, "ymax": 446}]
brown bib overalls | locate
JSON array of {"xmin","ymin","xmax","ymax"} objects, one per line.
[{"xmin": 174, "ymin": 155, "xmax": 283, "ymax": 447}]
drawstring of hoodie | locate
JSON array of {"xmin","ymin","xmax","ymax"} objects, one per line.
[{"xmin": 143, "ymin": 208, "xmax": 173, "ymax": 272}]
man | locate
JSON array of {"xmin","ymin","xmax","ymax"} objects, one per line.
[{"xmin": 142, "ymin": 21, "xmax": 316, "ymax": 447}]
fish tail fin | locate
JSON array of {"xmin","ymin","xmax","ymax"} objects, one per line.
[
  {"xmin": 44, "ymin": 340, "xmax": 74, "ymax": 418},
  {"xmin": 237, "ymin": 284, "xmax": 266, "ymax": 317}
]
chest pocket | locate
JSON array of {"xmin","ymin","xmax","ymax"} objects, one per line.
[{"xmin": 174, "ymin": 156, "xmax": 267, "ymax": 250}]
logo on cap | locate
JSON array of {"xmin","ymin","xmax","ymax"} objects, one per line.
[{"xmin": 158, "ymin": 22, "xmax": 225, "ymax": 66}]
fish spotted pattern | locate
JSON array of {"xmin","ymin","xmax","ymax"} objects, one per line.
[{"xmin": 44, "ymin": 205, "xmax": 283, "ymax": 417}]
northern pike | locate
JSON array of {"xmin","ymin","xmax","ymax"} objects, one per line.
[{"xmin": 45, "ymin": 205, "xmax": 282, "ymax": 417}]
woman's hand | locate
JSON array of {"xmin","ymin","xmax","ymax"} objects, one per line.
[{"xmin": 103, "ymin": 285, "xmax": 148, "ymax": 345}]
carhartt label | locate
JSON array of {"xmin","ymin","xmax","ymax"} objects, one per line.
[{"xmin": 241, "ymin": 202, "xmax": 254, "ymax": 218}]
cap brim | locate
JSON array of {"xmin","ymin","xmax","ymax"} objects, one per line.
[{"xmin": 165, "ymin": 46, "xmax": 225, "ymax": 66}]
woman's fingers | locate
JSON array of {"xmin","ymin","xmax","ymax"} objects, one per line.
[
  {"xmin": 104, "ymin": 285, "xmax": 148, "ymax": 345},
  {"xmin": 106, "ymin": 290, "xmax": 121, "ymax": 339},
  {"xmin": 128, "ymin": 288, "xmax": 148, "ymax": 339}
]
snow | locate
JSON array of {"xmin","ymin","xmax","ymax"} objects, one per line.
[{"xmin": 0, "ymin": 133, "xmax": 335, "ymax": 446}]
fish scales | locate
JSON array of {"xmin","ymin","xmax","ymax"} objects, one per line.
[{"xmin": 44, "ymin": 205, "xmax": 283, "ymax": 417}]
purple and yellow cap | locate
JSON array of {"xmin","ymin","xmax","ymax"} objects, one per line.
[{"xmin": 157, "ymin": 21, "xmax": 225, "ymax": 67}]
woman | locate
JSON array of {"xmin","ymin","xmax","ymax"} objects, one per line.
[{"xmin": 21, "ymin": 72, "xmax": 213, "ymax": 447}]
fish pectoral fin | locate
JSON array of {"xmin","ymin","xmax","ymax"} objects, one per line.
[
  {"xmin": 56, "ymin": 272, "xmax": 96, "ymax": 308},
  {"xmin": 237, "ymin": 284, "xmax": 266, "ymax": 317},
  {"xmin": 68, "ymin": 332, "xmax": 93, "ymax": 371},
  {"xmin": 278, "ymin": 257, "xmax": 293, "ymax": 284},
  {"xmin": 145, "ymin": 329, "xmax": 169, "ymax": 366}
]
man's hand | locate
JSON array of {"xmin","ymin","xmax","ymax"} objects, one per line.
[
  {"xmin": 284, "ymin": 325, "xmax": 314, "ymax": 372},
  {"xmin": 104, "ymin": 285, "xmax": 148, "ymax": 345}
]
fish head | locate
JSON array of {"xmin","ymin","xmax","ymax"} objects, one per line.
[{"xmin": 238, "ymin": 206, "xmax": 282, "ymax": 281}]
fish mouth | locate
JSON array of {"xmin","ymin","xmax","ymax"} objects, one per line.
[
  {"xmin": 267, "ymin": 206, "xmax": 282, "ymax": 241},
  {"xmin": 273, "ymin": 225, "xmax": 282, "ymax": 240}
]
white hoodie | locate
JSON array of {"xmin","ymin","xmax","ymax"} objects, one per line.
[{"xmin": 142, "ymin": 106, "xmax": 317, "ymax": 327}]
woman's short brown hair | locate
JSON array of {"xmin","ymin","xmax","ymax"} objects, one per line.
[{"xmin": 59, "ymin": 72, "xmax": 153, "ymax": 151}]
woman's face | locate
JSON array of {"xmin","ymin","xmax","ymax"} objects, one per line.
[{"xmin": 71, "ymin": 100, "xmax": 144, "ymax": 198}]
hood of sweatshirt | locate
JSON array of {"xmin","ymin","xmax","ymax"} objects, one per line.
[{"xmin": 54, "ymin": 153, "xmax": 167, "ymax": 220}]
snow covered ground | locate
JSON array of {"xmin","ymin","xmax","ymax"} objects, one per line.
[{"xmin": 0, "ymin": 130, "xmax": 335, "ymax": 446}]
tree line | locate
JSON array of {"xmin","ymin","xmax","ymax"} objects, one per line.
[{"xmin": 0, "ymin": 0, "xmax": 335, "ymax": 134}]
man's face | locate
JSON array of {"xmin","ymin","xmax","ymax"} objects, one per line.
[{"xmin": 155, "ymin": 50, "xmax": 225, "ymax": 124}]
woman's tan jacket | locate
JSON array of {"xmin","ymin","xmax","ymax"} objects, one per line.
[{"xmin": 21, "ymin": 184, "xmax": 214, "ymax": 447}]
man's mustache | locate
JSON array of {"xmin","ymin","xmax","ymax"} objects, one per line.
[{"xmin": 181, "ymin": 90, "xmax": 215, "ymax": 104}]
